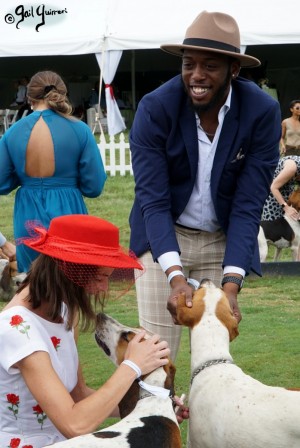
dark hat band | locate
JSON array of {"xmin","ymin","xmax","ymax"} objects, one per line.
[{"xmin": 182, "ymin": 38, "xmax": 240, "ymax": 54}]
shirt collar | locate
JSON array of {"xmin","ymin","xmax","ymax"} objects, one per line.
[
  {"xmin": 196, "ymin": 85, "xmax": 232, "ymax": 135},
  {"xmin": 221, "ymin": 85, "xmax": 232, "ymax": 116}
]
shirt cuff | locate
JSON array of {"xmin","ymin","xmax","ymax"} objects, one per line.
[
  {"xmin": 157, "ymin": 252, "xmax": 182, "ymax": 272},
  {"xmin": 223, "ymin": 266, "xmax": 245, "ymax": 278}
]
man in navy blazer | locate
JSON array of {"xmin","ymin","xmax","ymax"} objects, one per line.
[{"xmin": 129, "ymin": 11, "xmax": 281, "ymax": 359}]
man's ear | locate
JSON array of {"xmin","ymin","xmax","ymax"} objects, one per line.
[{"xmin": 231, "ymin": 59, "xmax": 241, "ymax": 79}]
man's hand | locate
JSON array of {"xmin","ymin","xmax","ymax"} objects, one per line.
[
  {"xmin": 222, "ymin": 283, "xmax": 242, "ymax": 323},
  {"xmin": 167, "ymin": 276, "xmax": 193, "ymax": 324}
]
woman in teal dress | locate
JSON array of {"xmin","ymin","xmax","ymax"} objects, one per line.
[{"xmin": 0, "ymin": 70, "xmax": 106, "ymax": 272}]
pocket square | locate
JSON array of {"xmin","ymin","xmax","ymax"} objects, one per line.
[{"xmin": 231, "ymin": 148, "xmax": 245, "ymax": 163}]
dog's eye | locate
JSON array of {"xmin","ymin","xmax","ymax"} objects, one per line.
[{"xmin": 121, "ymin": 332, "xmax": 131, "ymax": 342}]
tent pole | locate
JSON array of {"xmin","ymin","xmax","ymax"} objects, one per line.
[{"xmin": 131, "ymin": 50, "xmax": 136, "ymax": 111}]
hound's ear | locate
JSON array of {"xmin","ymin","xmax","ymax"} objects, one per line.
[
  {"xmin": 216, "ymin": 294, "xmax": 239, "ymax": 342},
  {"xmin": 176, "ymin": 293, "xmax": 191, "ymax": 325},
  {"xmin": 176, "ymin": 290, "xmax": 205, "ymax": 327},
  {"xmin": 164, "ymin": 361, "xmax": 176, "ymax": 397},
  {"xmin": 118, "ymin": 380, "xmax": 140, "ymax": 418},
  {"xmin": 228, "ymin": 317, "xmax": 239, "ymax": 342}
]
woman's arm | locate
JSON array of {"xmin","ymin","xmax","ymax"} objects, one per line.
[
  {"xmin": 280, "ymin": 120, "xmax": 287, "ymax": 154},
  {"xmin": 270, "ymin": 159, "xmax": 299, "ymax": 220},
  {"xmin": 16, "ymin": 331, "xmax": 169, "ymax": 438}
]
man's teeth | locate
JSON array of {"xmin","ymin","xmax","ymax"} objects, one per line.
[{"xmin": 192, "ymin": 87, "xmax": 208, "ymax": 94}]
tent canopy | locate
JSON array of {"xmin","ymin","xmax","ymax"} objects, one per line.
[
  {"xmin": 1, "ymin": 0, "xmax": 300, "ymax": 56},
  {"xmin": 1, "ymin": 0, "xmax": 300, "ymax": 133}
]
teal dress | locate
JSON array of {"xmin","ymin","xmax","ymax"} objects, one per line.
[{"xmin": 0, "ymin": 110, "xmax": 106, "ymax": 272}]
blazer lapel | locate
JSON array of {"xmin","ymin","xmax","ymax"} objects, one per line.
[
  {"xmin": 211, "ymin": 90, "xmax": 240, "ymax": 198},
  {"xmin": 180, "ymin": 99, "xmax": 199, "ymax": 181}
]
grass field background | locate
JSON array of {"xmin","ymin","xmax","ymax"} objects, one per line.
[{"xmin": 1, "ymin": 174, "xmax": 300, "ymax": 446}]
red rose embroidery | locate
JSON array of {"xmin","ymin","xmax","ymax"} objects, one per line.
[
  {"xmin": 10, "ymin": 315, "xmax": 24, "ymax": 326},
  {"xmin": 10, "ymin": 315, "xmax": 30, "ymax": 339},
  {"xmin": 6, "ymin": 393, "xmax": 20, "ymax": 419},
  {"xmin": 7, "ymin": 438, "xmax": 33, "ymax": 448},
  {"xmin": 33, "ymin": 403, "xmax": 47, "ymax": 429},
  {"xmin": 8, "ymin": 438, "xmax": 20, "ymax": 448},
  {"xmin": 7, "ymin": 393, "xmax": 19, "ymax": 405},
  {"xmin": 51, "ymin": 336, "xmax": 61, "ymax": 351}
]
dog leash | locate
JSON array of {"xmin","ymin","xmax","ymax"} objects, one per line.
[{"xmin": 191, "ymin": 359, "xmax": 233, "ymax": 385}]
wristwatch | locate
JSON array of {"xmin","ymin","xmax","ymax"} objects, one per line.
[{"xmin": 221, "ymin": 276, "xmax": 244, "ymax": 292}]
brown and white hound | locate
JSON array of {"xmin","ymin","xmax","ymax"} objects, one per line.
[
  {"xmin": 50, "ymin": 313, "xmax": 182, "ymax": 448},
  {"xmin": 176, "ymin": 280, "xmax": 300, "ymax": 448},
  {"xmin": 259, "ymin": 187, "xmax": 300, "ymax": 261}
]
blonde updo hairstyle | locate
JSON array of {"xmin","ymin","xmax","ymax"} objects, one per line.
[{"xmin": 27, "ymin": 70, "xmax": 73, "ymax": 116}]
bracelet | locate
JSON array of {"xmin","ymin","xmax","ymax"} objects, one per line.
[
  {"xmin": 167, "ymin": 270, "xmax": 185, "ymax": 284},
  {"xmin": 122, "ymin": 360, "xmax": 142, "ymax": 378},
  {"xmin": 281, "ymin": 203, "xmax": 288, "ymax": 208}
]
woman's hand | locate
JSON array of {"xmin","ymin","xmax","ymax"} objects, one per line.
[
  {"xmin": 174, "ymin": 394, "xmax": 189, "ymax": 423},
  {"xmin": 284, "ymin": 204, "xmax": 300, "ymax": 221},
  {"xmin": 125, "ymin": 330, "xmax": 170, "ymax": 375},
  {"xmin": 0, "ymin": 240, "xmax": 16, "ymax": 261}
]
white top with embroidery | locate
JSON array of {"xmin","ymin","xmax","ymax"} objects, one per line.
[{"xmin": 0, "ymin": 305, "xmax": 78, "ymax": 448}]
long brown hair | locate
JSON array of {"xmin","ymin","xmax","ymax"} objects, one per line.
[
  {"xmin": 27, "ymin": 70, "xmax": 73, "ymax": 116},
  {"xmin": 17, "ymin": 255, "xmax": 105, "ymax": 330}
]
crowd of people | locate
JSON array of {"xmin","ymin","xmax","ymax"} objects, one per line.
[{"xmin": 0, "ymin": 9, "xmax": 298, "ymax": 447}]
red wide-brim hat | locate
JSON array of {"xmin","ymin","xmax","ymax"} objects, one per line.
[{"xmin": 23, "ymin": 214, "xmax": 143, "ymax": 270}]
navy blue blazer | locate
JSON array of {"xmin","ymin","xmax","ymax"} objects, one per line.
[{"xmin": 129, "ymin": 75, "xmax": 281, "ymax": 275}]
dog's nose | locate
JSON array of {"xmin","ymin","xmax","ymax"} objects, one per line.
[{"xmin": 96, "ymin": 312, "xmax": 108, "ymax": 324}]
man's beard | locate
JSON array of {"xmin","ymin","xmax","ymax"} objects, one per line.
[{"xmin": 187, "ymin": 68, "xmax": 232, "ymax": 114}]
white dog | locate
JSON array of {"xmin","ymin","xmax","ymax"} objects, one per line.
[{"xmin": 176, "ymin": 280, "xmax": 300, "ymax": 448}]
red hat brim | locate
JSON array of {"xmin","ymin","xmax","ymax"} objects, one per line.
[{"xmin": 23, "ymin": 226, "xmax": 143, "ymax": 270}]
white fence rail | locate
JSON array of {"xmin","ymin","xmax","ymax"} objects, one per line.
[{"xmin": 98, "ymin": 132, "xmax": 133, "ymax": 176}]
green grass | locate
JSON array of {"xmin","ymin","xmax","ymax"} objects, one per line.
[{"xmin": 1, "ymin": 174, "xmax": 300, "ymax": 447}]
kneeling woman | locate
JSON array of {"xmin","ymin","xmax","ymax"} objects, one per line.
[{"xmin": 0, "ymin": 215, "xmax": 173, "ymax": 447}]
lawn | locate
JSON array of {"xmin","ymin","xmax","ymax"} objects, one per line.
[{"xmin": 1, "ymin": 174, "xmax": 300, "ymax": 447}]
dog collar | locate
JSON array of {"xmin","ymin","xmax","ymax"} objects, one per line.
[
  {"xmin": 191, "ymin": 359, "xmax": 233, "ymax": 385},
  {"xmin": 138, "ymin": 380, "xmax": 170, "ymax": 399}
]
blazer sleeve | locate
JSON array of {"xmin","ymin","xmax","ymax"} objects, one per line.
[
  {"xmin": 130, "ymin": 94, "xmax": 181, "ymax": 260},
  {"xmin": 220, "ymin": 97, "xmax": 281, "ymax": 275}
]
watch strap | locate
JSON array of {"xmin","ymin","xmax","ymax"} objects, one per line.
[{"xmin": 221, "ymin": 276, "xmax": 243, "ymax": 291}]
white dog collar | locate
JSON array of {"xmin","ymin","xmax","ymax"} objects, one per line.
[{"xmin": 138, "ymin": 380, "xmax": 170, "ymax": 399}]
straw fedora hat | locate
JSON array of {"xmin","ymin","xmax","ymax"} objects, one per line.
[
  {"xmin": 161, "ymin": 11, "xmax": 260, "ymax": 68},
  {"xmin": 23, "ymin": 214, "xmax": 143, "ymax": 270}
]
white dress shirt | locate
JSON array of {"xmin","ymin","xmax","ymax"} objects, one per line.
[{"xmin": 158, "ymin": 87, "xmax": 245, "ymax": 278}]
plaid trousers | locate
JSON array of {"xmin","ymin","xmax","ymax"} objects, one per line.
[{"xmin": 135, "ymin": 225, "xmax": 226, "ymax": 361}]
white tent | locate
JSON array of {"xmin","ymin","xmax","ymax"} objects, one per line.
[{"xmin": 1, "ymin": 0, "xmax": 300, "ymax": 133}]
